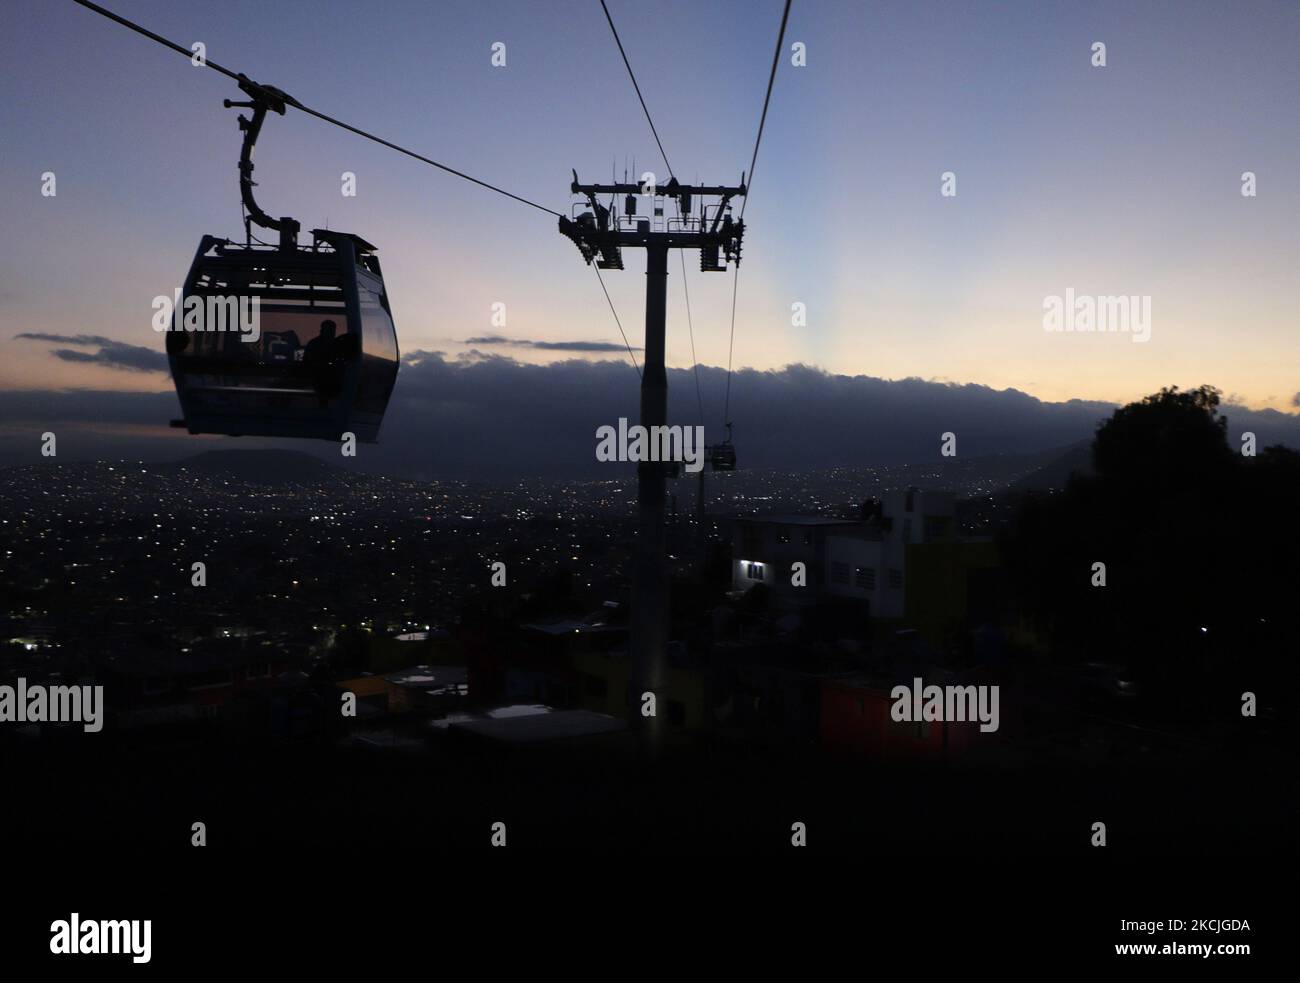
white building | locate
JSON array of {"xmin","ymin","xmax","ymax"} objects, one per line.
[{"xmin": 731, "ymin": 488, "xmax": 955, "ymax": 618}]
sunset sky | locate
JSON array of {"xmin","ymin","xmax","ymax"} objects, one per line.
[{"xmin": 1, "ymin": 0, "xmax": 1296, "ymax": 414}]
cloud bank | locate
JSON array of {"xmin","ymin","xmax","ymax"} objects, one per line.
[{"xmin": 2, "ymin": 352, "xmax": 1297, "ymax": 481}]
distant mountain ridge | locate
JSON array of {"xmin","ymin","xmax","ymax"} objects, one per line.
[{"xmin": 1008, "ymin": 440, "xmax": 1094, "ymax": 492}]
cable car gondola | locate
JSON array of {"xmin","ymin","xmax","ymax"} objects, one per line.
[
  {"xmin": 709, "ymin": 422, "xmax": 737, "ymax": 471},
  {"xmin": 167, "ymin": 77, "xmax": 399, "ymax": 443}
]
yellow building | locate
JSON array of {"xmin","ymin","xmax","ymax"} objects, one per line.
[{"xmin": 571, "ymin": 650, "xmax": 708, "ymax": 732}]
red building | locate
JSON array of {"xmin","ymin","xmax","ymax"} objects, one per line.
[{"xmin": 821, "ymin": 669, "xmax": 1009, "ymax": 760}]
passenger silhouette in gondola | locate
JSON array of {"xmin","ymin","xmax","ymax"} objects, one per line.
[{"xmin": 304, "ymin": 320, "xmax": 347, "ymax": 407}]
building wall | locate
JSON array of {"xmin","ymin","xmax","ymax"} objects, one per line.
[
  {"xmin": 904, "ymin": 540, "xmax": 1001, "ymax": 646},
  {"xmin": 821, "ymin": 679, "xmax": 985, "ymax": 760},
  {"xmin": 881, "ymin": 489, "xmax": 956, "ymax": 545},
  {"xmin": 824, "ymin": 536, "xmax": 892, "ymax": 616},
  {"xmin": 337, "ymin": 675, "xmax": 388, "ymax": 700},
  {"xmin": 731, "ymin": 490, "xmax": 958, "ymax": 618},
  {"xmin": 572, "ymin": 651, "xmax": 707, "ymax": 731},
  {"xmin": 369, "ymin": 634, "xmax": 462, "ymax": 674},
  {"xmin": 731, "ymin": 521, "xmax": 859, "ymax": 602}
]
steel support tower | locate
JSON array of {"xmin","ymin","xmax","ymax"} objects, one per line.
[{"xmin": 559, "ymin": 172, "xmax": 745, "ymax": 740}]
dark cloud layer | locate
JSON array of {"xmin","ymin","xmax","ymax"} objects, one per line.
[
  {"xmin": 2, "ymin": 353, "xmax": 1297, "ymax": 481},
  {"xmin": 463, "ymin": 336, "xmax": 642, "ymax": 353},
  {"xmin": 17, "ymin": 333, "xmax": 169, "ymax": 373}
]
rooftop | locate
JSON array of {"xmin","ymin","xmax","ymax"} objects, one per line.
[
  {"xmin": 384, "ymin": 665, "xmax": 467, "ymax": 690},
  {"xmin": 449, "ymin": 708, "xmax": 626, "ymax": 745}
]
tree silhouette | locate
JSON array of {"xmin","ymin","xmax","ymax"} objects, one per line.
[
  {"xmin": 1003, "ymin": 386, "xmax": 1300, "ymax": 722},
  {"xmin": 1093, "ymin": 385, "xmax": 1234, "ymax": 489}
]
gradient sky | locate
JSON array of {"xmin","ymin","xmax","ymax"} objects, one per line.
[{"xmin": 1, "ymin": 0, "xmax": 1296, "ymax": 411}]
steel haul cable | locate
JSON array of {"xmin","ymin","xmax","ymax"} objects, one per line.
[
  {"xmin": 599, "ymin": 0, "xmax": 672, "ymax": 180},
  {"xmin": 69, "ymin": 0, "xmax": 562, "ymax": 218},
  {"xmin": 592, "ymin": 264, "xmax": 641, "ymax": 379},
  {"xmin": 599, "ymin": 1, "xmax": 709, "ymax": 412},
  {"xmin": 724, "ymin": 0, "xmax": 794, "ymax": 432}
]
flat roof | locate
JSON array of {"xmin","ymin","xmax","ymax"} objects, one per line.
[
  {"xmin": 450, "ymin": 709, "xmax": 626, "ymax": 745},
  {"xmin": 384, "ymin": 665, "xmax": 467, "ymax": 688}
]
